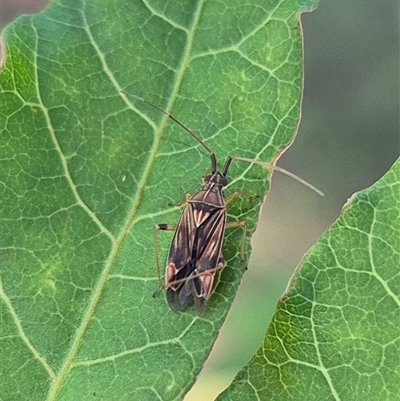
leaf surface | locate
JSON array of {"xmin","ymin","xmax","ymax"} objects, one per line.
[
  {"xmin": 0, "ymin": 0, "xmax": 314, "ymax": 399},
  {"xmin": 218, "ymin": 158, "xmax": 400, "ymax": 401}
]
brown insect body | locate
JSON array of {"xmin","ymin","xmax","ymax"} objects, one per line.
[{"xmin": 164, "ymin": 155, "xmax": 232, "ymax": 313}]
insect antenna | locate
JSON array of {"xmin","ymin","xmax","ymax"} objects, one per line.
[
  {"xmin": 231, "ymin": 156, "xmax": 324, "ymax": 196},
  {"xmin": 222, "ymin": 157, "xmax": 233, "ymax": 177},
  {"xmin": 121, "ymin": 91, "xmax": 218, "ymax": 172},
  {"xmin": 121, "ymin": 91, "xmax": 323, "ymax": 196}
]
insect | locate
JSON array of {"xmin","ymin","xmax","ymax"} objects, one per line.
[
  {"xmin": 122, "ymin": 92, "xmax": 323, "ymax": 313},
  {"xmin": 153, "ymin": 155, "xmax": 248, "ymax": 314}
]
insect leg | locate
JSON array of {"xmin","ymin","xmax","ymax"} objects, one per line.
[
  {"xmin": 168, "ymin": 193, "xmax": 191, "ymax": 208},
  {"xmin": 223, "ymin": 192, "xmax": 251, "ymax": 263},
  {"xmin": 225, "ymin": 220, "xmax": 247, "ymax": 263},
  {"xmin": 167, "ymin": 259, "xmax": 226, "ymax": 314},
  {"xmin": 225, "ymin": 191, "xmax": 253, "ymax": 205},
  {"xmin": 152, "ymin": 224, "xmax": 177, "ymax": 297}
]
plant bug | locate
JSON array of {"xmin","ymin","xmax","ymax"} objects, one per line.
[
  {"xmin": 152, "ymin": 155, "xmax": 248, "ymax": 314},
  {"xmin": 122, "ymin": 91, "xmax": 323, "ymax": 313}
]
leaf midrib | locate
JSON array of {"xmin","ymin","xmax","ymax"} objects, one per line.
[{"xmin": 45, "ymin": 2, "xmax": 206, "ymax": 399}]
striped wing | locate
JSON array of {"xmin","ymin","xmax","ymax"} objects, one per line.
[{"xmin": 166, "ymin": 203, "xmax": 226, "ymax": 313}]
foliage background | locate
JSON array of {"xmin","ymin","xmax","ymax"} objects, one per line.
[
  {"xmin": 187, "ymin": 2, "xmax": 399, "ymax": 399},
  {"xmin": 1, "ymin": 1, "xmax": 398, "ymax": 400}
]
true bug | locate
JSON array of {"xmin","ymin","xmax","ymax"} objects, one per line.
[
  {"xmin": 122, "ymin": 92, "xmax": 323, "ymax": 313},
  {"xmin": 153, "ymin": 155, "xmax": 248, "ymax": 314}
]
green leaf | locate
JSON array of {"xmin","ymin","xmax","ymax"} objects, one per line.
[
  {"xmin": 0, "ymin": 0, "xmax": 316, "ymax": 400},
  {"xmin": 218, "ymin": 158, "xmax": 400, "ymax": 401}
]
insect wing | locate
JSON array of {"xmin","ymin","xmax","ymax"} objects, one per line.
[
  {"xmin": 165, "ymin": 203, "xmax": 196, "ymax": 290},
  {"xmin": 165, "ymin": 204, "xmax": 227, "ymax": 312},
  {"xmin": 166, "ymin": 260, "xmax": 195, "ymax": 312},
  {"xmin": 191, "ymin": 206, "xmax": 226, "ymax": 312},
  {"xmin": 167, "ymin": 202, "xmax": 227, "ymax": 312},
  {"xmin": 192, "ymin": 204, "xmax": 226, "ymax": 273},
  {"xmin": 167, "ymin": 255, "xmax": 225, "ymax": 314},
  {"xmin": 189, "ymin": 255, "xmax": 225, "ymax": 314}
]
